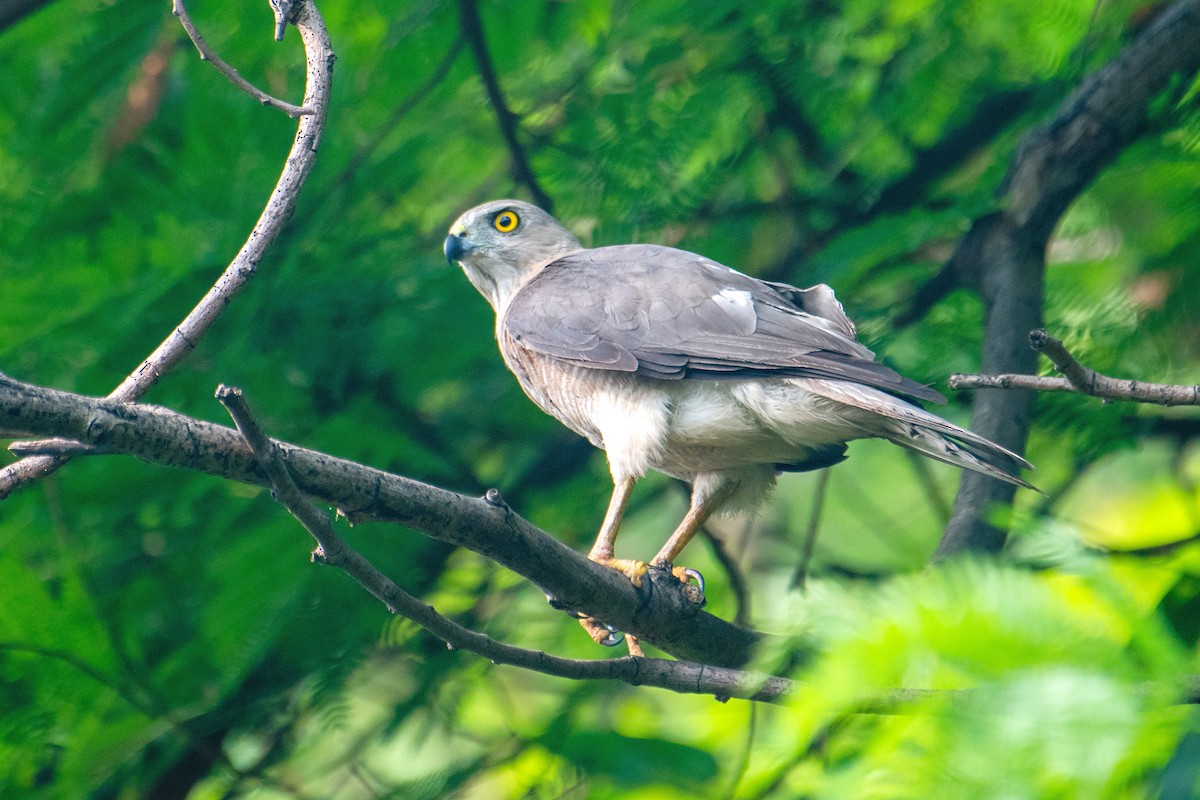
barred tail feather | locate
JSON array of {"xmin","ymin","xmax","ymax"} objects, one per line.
[
  {"xmin": 805, "ymin": 379, "xmax": 1035, "ymax": 489},
  {"xmin": 882, "ymin": 418, "xmax": 1034, "ymax": 489}
]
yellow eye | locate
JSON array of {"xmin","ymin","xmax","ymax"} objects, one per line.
[{"xmin": 493, "ymin": 210, "xmax": 519, "ymax": 233}]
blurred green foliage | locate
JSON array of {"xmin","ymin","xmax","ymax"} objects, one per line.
[{"xmin": 2, "ymin": 0, "xmax": 1200, "ymax": 797}]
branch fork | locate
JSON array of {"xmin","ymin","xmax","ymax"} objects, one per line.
[{"xmin": 950, "ymin": 328, "xmax": 1200, "ymax": 406}]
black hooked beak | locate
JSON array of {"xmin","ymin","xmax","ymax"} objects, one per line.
[{"xmin": 444, "ymin": 233, "xmax": 473, "ymax": 264}]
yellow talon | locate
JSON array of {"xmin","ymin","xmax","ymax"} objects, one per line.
[{"xmin": 592, "ymin": 555, "xmax": 649, "ymax": 589}]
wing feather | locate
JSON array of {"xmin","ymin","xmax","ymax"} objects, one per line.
[{"xmin": 503, "ymin": 244, "xmax": 944, "ymax": 404}]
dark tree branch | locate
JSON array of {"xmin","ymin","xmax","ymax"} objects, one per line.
[
  {"xmin": 789, "ymin": 469, "xmax": 830, "ymax": 591},
  {"xmin": 214, "ymin": 388, "xmax": 792, "ymax": 700},
  {"xmin": 937, "ymin": 0, "xmax": 1200, "ymax": 558},
  {"xmin": 870, "ymin": 87, "xmax": 1039, "ymax": 219},
  {"xmin": 949, "ymin": 328, "xmax": 1200, "ymax": 405},
  {"xmin": 173, "ymin": 0, "xmax": 312, "ymax": 118},
  {"xmin": 748, "ymin": 50, "xmax": 852, "ymax": 181},
  {"xmin": 700, "ymin": 523, "xmax": 751, "ymax": 628},
  {"xmin": 0, "ymin": 0, "xmax": 52, "ymax": 34},
  {"xmin": 891, "ymin": 261, "xmax": 960, "ymax": 330},
  {"xmin": 10, "ymin": 377, "xmax": 1200, "ymax": 706},
  {"xmin": 0, "ymin": 0, "xmax": 334, "ymax": 500},
  {"xmin": 458, "ymin": 0, "xmax": 554, "ymax": 212},
  {"xmin": 0, "ymin": 373, "xmax": 765, "ymax": 668},
  {"xmin": 215, "ymin": 386, "xmax": 794, "ymax": 701},
  {"xmin": 759, "ymin": 83, "xmax": 1042, "ymax": 287}
]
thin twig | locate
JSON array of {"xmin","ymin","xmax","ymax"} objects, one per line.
[
  {"xmin": 0, "ymin": 1, "xmax": 334, "ymax": 500},
  {"xmin": 173, "ymin": 0, "xmax": 312, "ymax": 118},
  {"xmin": 949, "ymin": 328, "xmax": 1200, "ymax": 406},
  {"xmin": 215, "ymin": 384, "xmax": 794, "ymax": 702},
  {"xmin": 790, "ymin": 469, "xmax": 830, "ymax": 591},
  {"xmin": 701, "ymin": 524, "xmax": 751, "ymax": 628},
  {"xmin": 458, "ymin": 0, "xmax": 554, "ymax": 212},
  {"xmin": 1099, "ymin": 530, "xmax": 1200, "ymax": 557},
  {"xmin": 904, "ymin": 449, "xmax": 951, "ymax": 524},
  {"xmin": 9, "ymin": 438, "xmax": 109, "ymax": 457},
  {"xmin": 947, "ymin": 372, "xmax": 1075, "ymax": 393}
]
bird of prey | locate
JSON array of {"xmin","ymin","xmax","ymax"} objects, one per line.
[{"xmin": 445, "ymin": 199, "xmax": 1032, "ymax": 645}]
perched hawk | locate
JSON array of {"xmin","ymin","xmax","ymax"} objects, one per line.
[{"xmin": 445, "ymin": 200, "xmax": 1031, "ymax": 644}]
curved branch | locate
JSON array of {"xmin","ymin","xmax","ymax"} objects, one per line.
[
  {"xmin": 0, "ymin": 373, "xmax": 766, "ymax": 668},
  {"xmin": 173, "ymin": 0, "xmax": 312, "ymax": 118},
  {"xmin": 458, "ymin": 0, "xmax": 553, "ymax": 212},
  {"xmin": 9, "ymin": 377, "xmax": 1200, "ymax": 706},
  {"xmin": 937, "ymin": 0, "xmax": 1200, "ymax": 558},
  {"xmin": 0, "ymin": 0, "xmax": 334, "ymax": 500}
]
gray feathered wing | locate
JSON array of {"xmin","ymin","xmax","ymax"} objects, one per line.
[{"xmin": 503, "ymin": 244, "xmax": 945, "ymax": 404}]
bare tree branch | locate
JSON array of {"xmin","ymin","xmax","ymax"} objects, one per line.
[
  {"xmin": 0, "ymin": 0, "xmax": 334, "ymax": 500},
  {"xmin": 937, "ymin": 0, "xmax": 1200, "ymax": 558},
  {"xmin": 11, "ymin": 376, "xmax": 1200, "ymax": 705},
  {"xmin": 699, "ymin": 524, "xmax": 752, "ymax": 628},
  {"xmin": 458, "ymin": 0, "xmax": 554, "ymax": 212},
  {"xmin": 0, "ymin": 373, "xmax": 766, "ymax": 668},
  {"xmin": 949, "ymin": 329, "xmax": 1200, "ymax": 405},
  {"xmin": 221, "ymin": 382, "xmax": 795, "ymax": 701},
  {"xmin": 789, "ymin": 469, "xmax": 830, "ymax": 591},
  {"xmin": 173, "ymin": 0, "xmax": 312, "ymax": 118}
]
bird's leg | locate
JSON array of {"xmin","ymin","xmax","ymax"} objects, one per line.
[
  {"xmin": 650, "ymin": 485, "xmax": 732, "ymax": 586},
  {"xmin": 578, "ymin": 476, "xmax": 648, "ymax": 648},
  {"xmin": 586, "ymin": 475, "xmax": 647, "ymax": 587}
]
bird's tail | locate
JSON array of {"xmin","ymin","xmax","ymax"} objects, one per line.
[
  {"xmin": 808, "ymin": 380, "xmax": 1035, "ymax": 489},
  {"xmin": 880, "ymin": 413, "xmax": 1034, "ymax": 489}
]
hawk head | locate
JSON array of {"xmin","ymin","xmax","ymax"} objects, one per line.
[{"xmin": 445, "ymin": 199, "xmax": 582, "ymax": 310}]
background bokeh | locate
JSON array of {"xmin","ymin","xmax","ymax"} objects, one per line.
[{"xmin": 2, "ymin": 0, "xmax": 1200, "ymax": 797}]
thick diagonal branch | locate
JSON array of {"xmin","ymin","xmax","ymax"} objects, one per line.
[
  {"xmin": 937, "ymin": 0, "xmax": 1200, "ymax": 558},
  {"xmin": 216, "ymin": 384, "xmax": 791, "ymax": 701},
  {"xmin": 0, "ymin": 373, "xmax": 766, "ymax": 668}
]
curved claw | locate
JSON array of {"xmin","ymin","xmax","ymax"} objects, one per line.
[
  {"xmin": 677, "ymin": 566, "xmax": 705, "ymax": 593},
  {"xmin": 597, "ymin": 625, "xmax": 624, "ymax": 647},
  {"xmin": 580, "ymin": 616, "xmax": 624, "ymax": 646}
]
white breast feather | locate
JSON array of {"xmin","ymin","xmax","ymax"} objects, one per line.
[
  {"xmin": 586, "ymin": 387, "xmax": 671, "ymax": 480},
  {"xmin": 734, "ymin": 379, "xmax": 876, "ymax": 446}
]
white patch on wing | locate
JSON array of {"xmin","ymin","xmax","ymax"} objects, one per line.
[
  {"xmin": 712, "ymin": 288, "xmax": 753, "ymax": 317},
  {"xmin": 700, "ymin": 257, "xmax": 744, "ymax": 277}
]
